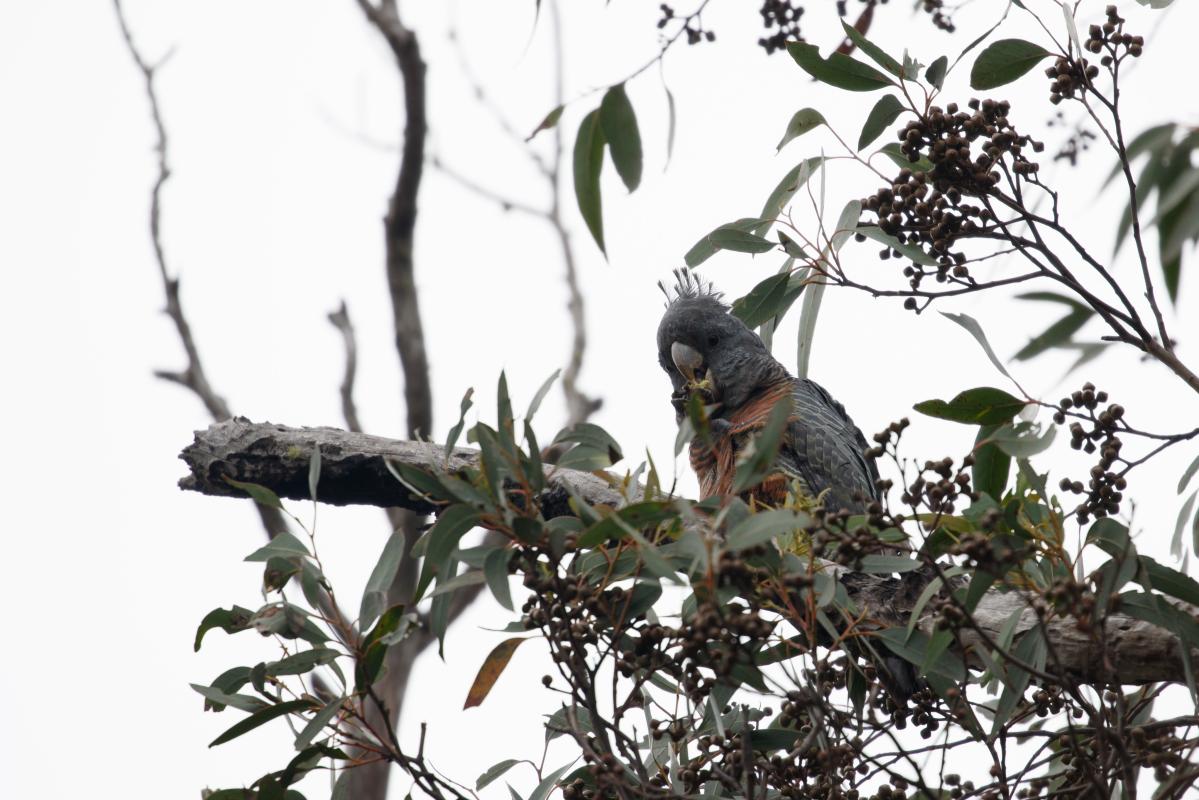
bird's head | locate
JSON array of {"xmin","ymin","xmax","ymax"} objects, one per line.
[{"xmin": 656, "ymin": 269, "xmax": 788, "ymax": 421}]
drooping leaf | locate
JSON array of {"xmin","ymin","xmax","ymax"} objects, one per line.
[
  {"xmin": 970, "ymin": 39, "xmax": 1053, "ymax": 90},
  {"xmin": 748, "ymin": 728, "xmax": 802, "ymax": 752},
  {"xmin": 940, "ymin": 311, "xmax": 1014, "ymax": 381},
  {"xmin": 876, "ymin": 628, "xmax": 967, "ymax": 681},
  {"xmin": 795, "ymin": 278, "xmax": 825, "ymax": 381},
  {"xmin": 831, "ymin": 199, "xmax": 863, "ymax": 252},
  {"xmin": 857, "ymin": 95, "xmax": 905, "ymax": 150},
  {"xmin": 308, "ymin": 446, "xmax": 321, "ymax": 502},
  {"xmin": 483, "ymin": 547, "xmax": 515, "ymax": 611},
  {"xmin": 776, "ymin": 108, "xmax": 826, "ymax": 152},
  {"xmin": 265, "ymin": 647, "xmax": 340, "ymax": 677},
  {"xmin": 599, "ymin": 84, "xmax": 642, "ymax": 192},
  {"xmin": 788, "ymin": 42, "xmax": 893, "ymax": 91},
  {"xmin": 972, "ymin": 424, "xmax": 1011, "ymax": 501},
  {"xmin": 552, "ymin": 422, "xmax": 624, "ymax": 470},
  {"xmin": 914, "ymin": 387, "xmax": 1025, "ymax": 426},
  {"xmin": 991, "ymin": 627, "xmax": 1047, "ymax": 735},
  {"xmin": 858, "ymin": 555, "xmax": 922, "ymax": 574},
  {"xmin": 190, "ymin": 683, "xmax": 270, "ymax": 714},
  {"xmin": 756, "ymin": 157, "xmax": 825, "ymax": 239},
  {"xmin": 194, "ymin": 606, "xmax": 254, "ymax": 652},
  {"xmin": 464, "ymin": 638, "xmax": 529, "ymax": 709},
  {"xmin": 573, "ymin": 109, "xmax": 607, "ymax": 254},
  {"xmin": 1179, "ymin": 453, "xmax": 1199, "ymax": 495}
]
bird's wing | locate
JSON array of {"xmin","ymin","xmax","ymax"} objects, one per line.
[{"xmin": 775, "ymin": 378, "xmax": 879, "ymax": 513}]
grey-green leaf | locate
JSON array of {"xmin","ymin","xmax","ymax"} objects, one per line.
[{"xmin": 359, "ymin": 530, "xmax": 406, "ymax": 631}]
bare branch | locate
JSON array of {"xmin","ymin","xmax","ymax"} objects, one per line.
[
  {"xmin": 178, "ymin": 418, "xmax": 1199, "ymax": 686},
  {"xmin": 327, "ymin": 301, "xmax": 363, "ymax": 434}
]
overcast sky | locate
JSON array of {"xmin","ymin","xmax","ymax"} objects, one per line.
[{"xmin": 2, "ymin": 1, "xmax": 1197, "ymax": 797}]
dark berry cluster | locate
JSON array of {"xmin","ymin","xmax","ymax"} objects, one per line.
[
  {"xmin": 1045, "ymin": 56, "xmax": 1100, "ymax": 104},
  {"xmin": 757, "ymin": 0, "xmax": 804, "ymax": 55},
  {"xmin": 900, "ymin": 456, "xmax": 977, "ymax": 517},
  {"xmin": 658, "ymin": 3, "xmax": 715, "ymax": 44},
  {"xmin": 920, "ymin": 0, "xmax": 955, "ymax": 33},
  {"xmin": 861, "ymin": 100, "xmax": 1044, "ymax": 295},
  {"xmin": 1086, "ymin": 6, "xmax": 1143, "ymax": 62},
  {"xmin": 1053, "ymin": 383, "xmax": 1127, "ymax": 523}
]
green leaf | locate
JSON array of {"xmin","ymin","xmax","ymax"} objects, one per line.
[
  {"xmin": 855, "ymin": 223, "xmax": 937, "ymax": 266},
  {"xmin": 526, "ymin": 105, "xmax": 564, "ymax": 141},
  {"xmin": 684, "ymin": 218, "xmax": 770, "ymax": 267},
  {"xmin": 209, "ymin": 700, "xmax": 312, "ymax": 747},
  {"xmin": 428, "ymin": 569, "xmax": 486, "ymax": 597},
  {"xmin": 991, "ymin": 627, "xmax": 1047, "ymax": 735},
  {"xmin": 857, "ymin": 95, "xmax": 904, "ymax": 151},
  {"xmin": 426, "ymin": 506, "xmax": 483, "ymax": 574},
  {"xmin": 940, "ymin": 311, "xmax": 1014, "ymax": 381},
  {"xmin": 1135, "ymin": 0, "xmax": 1175, "ymax": 8},
  {"xmin": 970, "ymin": 39, "xmax": 1053, "ymax": 90},
  {"xmin": 573, "ymin": 109, "xmax": 606, "ymax": 254},
  {"xmin": 972, "ymin": 424, "xmax": 1011, "ymax": 500},
  {"xmin": 831, "ymin": 198, "xmax": 863, "ymax": 252},
  {"xmin": 1014, "ymin": 307, "xmax": 1092, "ymax": 361},
  {"xmin": 477, "ymin": 760, "xmax": 522, "ymax": 791},
  {"xmin": 599, "ymin": 84, "xmax": 642, "ymax": 192},
  {"xmin": 359, "ymin": 530, "xmax": 406, "ymax": 631},
  {"xmin": 787, "ymin": 42, "xmax": 893, "ymax": 92},
  {"xmin": 840, "ymin": 20, "xmax": 903, "ymax": 76},
  {"xmin": 732, "ymin": 395, "xmax": 794, "ymax": 493},
  {"xmin": 194, "ymin": 606, "xmax": 254, "ymax": 651},
  {"xmin": 924, "ymin": 55, "xmax": 948, "ymax": 89},
  {"xmin": 224, "ymin": 477, "xmax": 284, "ymax": 509},
  {"xmin": 1015, "ymin": 291, "xmax": 1090, "ymax": 312},
  {"xmin": 731, "ymin": 272, "xmax": 793, "ymax": 329},
  {"xmin": 529, "ymin": 763, "xmax": 573, "ymax": 800},
  {"xmin": 726, "ymin": 509, "xmax": 804, "ymax": 552},
  {"xmin": 748, "ymin": 728, "xmax": 802, "ymax": 752},
  {"xmin": 914, "ymin": 387, "xmax": 1025, "ymax": 426},
  {"xmin": 776, "ymin": 108, "xmax": 826, "ymax": 152},
  {"xmin": 244, "ymin": 531, "xmax": 310, "ymax": 563}
]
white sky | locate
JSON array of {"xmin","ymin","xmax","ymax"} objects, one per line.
[{"xmin": 2, "ymin": 1, "xmax": 1198, "ymax": 797}]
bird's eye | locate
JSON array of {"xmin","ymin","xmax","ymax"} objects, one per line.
[{"xmin": 707, "ymin": 335, "xmax": 719, "ymax": 347}]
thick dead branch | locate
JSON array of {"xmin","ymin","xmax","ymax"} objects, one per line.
[{"xmin": 180, "ymin": 418, "xmax": 1196, "ymax": 686}]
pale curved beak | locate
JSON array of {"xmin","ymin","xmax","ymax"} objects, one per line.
[{"xmin": 671, "ymin": 341, "xmax": 704, "ymax": 383}]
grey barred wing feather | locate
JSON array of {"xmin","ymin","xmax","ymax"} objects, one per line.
[{"xmin": 775, "ymin": 378, "xmax": 880, "ymax": 513}]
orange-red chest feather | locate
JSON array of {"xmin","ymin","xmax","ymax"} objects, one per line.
[{"xmin": 688, "ymin": 380, "xmax": 794, "ymax": 505}]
